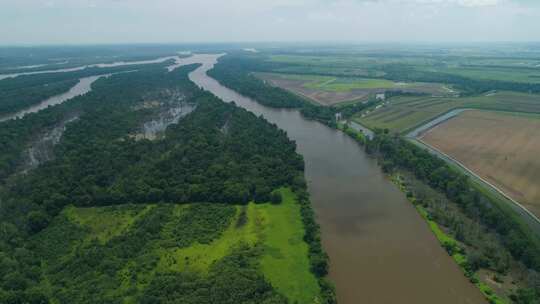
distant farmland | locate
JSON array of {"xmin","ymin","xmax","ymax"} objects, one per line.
[
  {"xmin": 356, "ymin": 91, "xmax": 540, "ymax": 132},
  {"xmin": 420, "ymin": 110, "xmax": 540, "ymax": 218},
  {"xmin": 255, "ymin": 72, "xmax": 451, "ymax": 106}
]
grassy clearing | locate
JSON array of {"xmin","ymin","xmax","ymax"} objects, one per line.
[
  {"xmin": 258, "ymin": 188, "xmax": 320, "ymax": 304},
  {"xmin": 265, "ymin": 72, "xmax": 438, "ymax": 92},
  {"xmin": 37, "ymin": 188, "xmax": 319, "ymax": 304}
]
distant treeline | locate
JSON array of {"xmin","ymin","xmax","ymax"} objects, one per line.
[
  {"xmin": 221, "ymin": 52, "xmax": 540, "ymax": 96},
  {"xmin": 0, "ymin": 60, "xmax": 175, "ymax": 115},
  {"xmin": 208, "ymin": 53, "xmax": 378, "ymax": 127},
  {"xmin": 380, "ymin": 64, "xmax": 540, "ymax": 95}
]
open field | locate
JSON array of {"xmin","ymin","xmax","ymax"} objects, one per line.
[
  {"xmin": 356, "ymin": 91, "xmax": 540, "ymax": 132},
  {"xmin": 256, "ymin": 72, "xmax": 451, "ymax": 105},
  {"xmin": 267, "ymin": 53, "xmax": 540, "ymax": 85},
  {"xmin": 36, "ymin": 188, "xmax": 320, "ymax": 304},
  {"xmin": 420, "ymin": 110, "xmax": 540, "ymax": 218}
]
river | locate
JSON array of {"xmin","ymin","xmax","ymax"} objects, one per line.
[
  {"xmin": 181, "ymin": 54, "xmax": 486, "ymax": 304},
  {"xmin": 0, "ymin": 75, "xmax": 106, "ymax": 122},
  {"xmin": 0, "ymin": 55, "xmax": 187, "ymax": 122},
  {"xmin": 0, "ymin": 56, "xmax": 180, "ymax": 81}
]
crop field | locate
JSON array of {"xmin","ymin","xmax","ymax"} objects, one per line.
[
  {"xmin": 266, "ymin": 53, "xmax": 540, "ymax": 85},
  {"xmin": 34, "ymin": 188, "xmax": 320, "ymax": 304},
  {"xmin": 356, "ymin": 91, "xmax": 540, "ymax": 132},
  {"xmin": 256, "ymin": 72, "xmax": 451, "ymax": 105},
  {"xmin": 419, "ymin": 110, "xmax": 540, "ymax": 218},
  {"xmin": 430, "ymin": 66, "xmax": 540, "ymax": 84}
]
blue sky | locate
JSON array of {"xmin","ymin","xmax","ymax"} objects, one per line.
[{"xmin": 0, "ymin": 0, "xmax": 539, "ymax": 45}]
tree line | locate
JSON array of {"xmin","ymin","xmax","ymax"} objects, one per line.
[
  {"xmin": 364, "ymin": 131, "xmax": 540, "ymax": 303},
  {"xmin": 0, "ymin": 62, "xmax": 336, "ymax": 303}
]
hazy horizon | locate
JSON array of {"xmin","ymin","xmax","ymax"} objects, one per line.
[{"xmin": 1, "ymin": 0, "xmax": 539, "ymax": 45}]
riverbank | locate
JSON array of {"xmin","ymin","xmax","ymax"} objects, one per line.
[
  {"xmin": 192, "ymin": 53, "xmax": 487, "ymax": 304},
  {"xmin": 391, "ymin": 173, "xmax": 507, "ymax": 304},
  {"xmin": 341, "ymin": 125, "xmax": 540, "ymax": 303}
]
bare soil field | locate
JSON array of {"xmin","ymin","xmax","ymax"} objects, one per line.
[
  {"xmin": 420, "ymin": 110, "xmax": 540, "ymax": 218},
  {"xmin": 256, "ymin": 73, "xmax": 368, "ymax": 105},
  {"xmin": 255, "ymin": 72, "xmax": 450, "ymax": 106}
]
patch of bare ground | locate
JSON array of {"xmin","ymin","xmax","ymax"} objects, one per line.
[
  {"xmin": 256, "ymin": 73, "xmax": 368, "ymax": 105},
  {"xmin": 420, "ymin": 110, "xmax": 540, "ymax": 218}
]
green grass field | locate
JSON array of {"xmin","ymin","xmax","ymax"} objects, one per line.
[
  {"xmin": 267, "ymin": 53, "xmax": 540, "ymax": 85},
  {"xmin": 356, "ymin": 91, "xmax": 540, "ymax": 133},
  {"xmin": 34, "ymin": 188, "xmax": 320, "ymax": 304}
]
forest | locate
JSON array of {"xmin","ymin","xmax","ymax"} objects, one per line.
[
  {"xmin": 208, "ymin": 53, "xmax": 378, "ymax": 127},
  {"xmin": 209, "ymin": 51, "xmax": 540, "ymax": 303},
  {"xmin": 0, "ymin": 63, "xmax": 333, "ymax": 303},
  {"xmin": 0, "ymin": 60, "xmax": 176, "ymax": 115}
]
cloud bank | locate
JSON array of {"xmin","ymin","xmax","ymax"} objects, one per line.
[{"xmin": 0, "ymin": 0, "xmax": 538, "ymax": 44}]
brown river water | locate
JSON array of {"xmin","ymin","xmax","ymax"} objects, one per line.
[{"xmin": 181, "ymin": 54, "xmax": 486, "ymax": 304}]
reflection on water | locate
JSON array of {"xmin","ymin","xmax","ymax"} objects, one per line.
[{"xmin": 182, "ymin": 54, "xmax": 486, "ymax": 304}]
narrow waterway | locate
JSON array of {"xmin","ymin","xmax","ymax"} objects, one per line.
[
  {"xmin": 0, "ymin": 55, "xmax": 189, "ymax": 122},
  {"xmin": 0, "ymin": 55, "xmax": 180, "ymax": 81},
  {"xmin": 181, "ymin": 54, "xmax": 486, "ymax": 304},
  {"xmin": 0, "ymin": 75, "xmax": 106, "ymax": 122}
]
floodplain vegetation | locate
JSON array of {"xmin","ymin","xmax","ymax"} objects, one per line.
[
  {"xmin": 207, "ymin": 47, "xmax": 540, "ymax": 304},
  {"xmin": 0, "ymin": 59, "xmax": 180, "ymax": 116},
  {"xmin": 0, "ymin": 62, "xmax": 333, "ymax": 303}
]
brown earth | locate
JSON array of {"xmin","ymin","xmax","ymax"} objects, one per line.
[
  {"xmin": 256, "ymin": 73, "xmax": 368, "ymax": 105},
  {"xmin": 420, "ymin": 110, "xmax": 540, "ymax": 218}
]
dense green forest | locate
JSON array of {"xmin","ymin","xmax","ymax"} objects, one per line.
[
  {"xmin": 363, "ymin": 131, "xmax": 540, "ymax": 303},
  {"xmin": 208, "ymin": 54, "xmax": 377, "ymax": 127},
  {"xmin": 209, "ymin": 52, "xmax": 540, "ymax": 303},
  {"xmin": 0, "ymin": 63, "xmax": 333, "ymax": 303},
  {"xmin": 0, "ymin": 62, "xmax": 189, "ymax": 180},
  {"xmin": 0, "ymin": 60, "xmax": 177, "ymax": 115}
]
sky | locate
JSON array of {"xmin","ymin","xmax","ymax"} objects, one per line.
[{"xmin": 0, "ymin": 0, "xmax": 539, "ymax": 45}]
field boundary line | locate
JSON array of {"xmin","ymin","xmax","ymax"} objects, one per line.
[{"xmin": 411, "ymin": 138, "xmax": 540, "ymax": 228}]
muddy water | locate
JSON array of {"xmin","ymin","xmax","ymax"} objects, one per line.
[
  {"xmin": 180, "ymin": 54, "xmax": 485, "ymax": 304},
  {"xmin": 0, "ymin": 75, "xmax": 106, "ymax": 122}
]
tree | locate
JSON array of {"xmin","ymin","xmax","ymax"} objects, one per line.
[{"xmin": 27, "ymin": 211, "xmax": 49, "ymax": 234}]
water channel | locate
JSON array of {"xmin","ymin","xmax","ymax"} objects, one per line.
[{"xmin": 181, "ymin": 54, "xmax": 486, "ymax": 304}]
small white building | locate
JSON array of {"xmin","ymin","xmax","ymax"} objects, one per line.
[
  {"xmin": 335, "ymin": 112, "xmax": 343, "ymax": 121},
  {"xmin": 375, "ymin": 93, "xmax": 386, "ymax": 101}
]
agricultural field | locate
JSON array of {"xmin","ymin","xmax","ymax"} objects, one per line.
[
  {"xmin": 256, "ymin": 72, "xmax": 452, "ymax": 105},
  {"xmin": 32, "ymin": 188, "xmax": 320, "ymax": 304},
  {"xmin": 419, "ymin": 110, "xmax": 540, "ymax": 218},
  {"xmin": 426, "ymin": 65, "xmax": 540, "ymax": 84},
  {"xmin": 356, "ymin": 91, "xmax": 540, "ymax": 132},
  {"xmin": 264, "ymin": 51, "xmax": 540, "ymax": 88}
]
